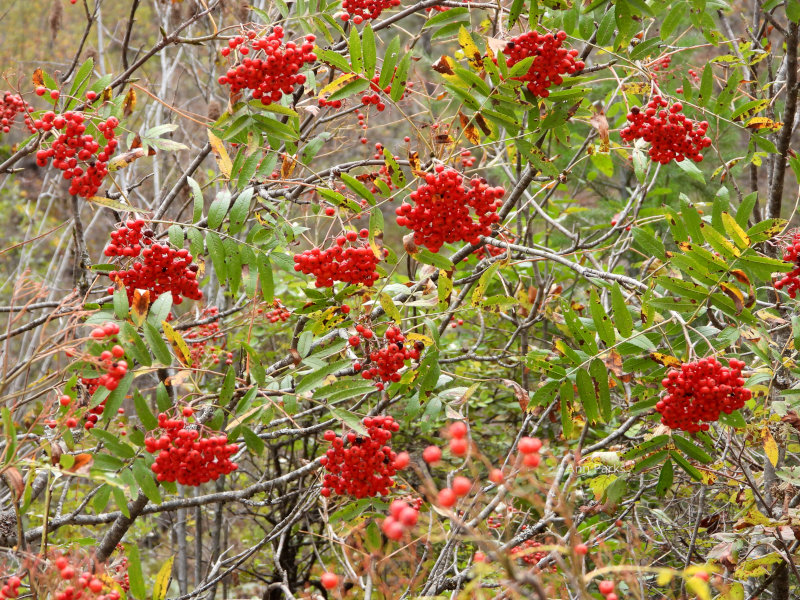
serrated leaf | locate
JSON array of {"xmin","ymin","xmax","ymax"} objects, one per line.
[
  {"xmin": 143, "ymin": 322, "xmax": 172, "ymax": 365},
  {"xmin": 153, "ymin": 556, "xmax": 174, "ymax": 600},
  {"xmin": 329, "ymin": 407, "xmax": 368, "ymax": 435},
  {"xmin": 296, "ymin": 360, "xmax": 352, "ymax": 395},
  {"xmin": 208, "ymin": 130, "xmax": 232, "ymax": 178},
  {"xmin": 132, "ymin": 459, "xmax": 162, "ymax": 504},
  {"xmin": 590, "ymin": 289, "xmax": 615, "ymax": 346},
  {"xmin": 576, "ymin": 369, "xmax": 600, "ymax": 423}
]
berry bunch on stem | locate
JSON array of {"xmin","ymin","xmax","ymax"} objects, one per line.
[
  {"xmin": 46, "ymin": 552, "xmax": 122, "ymax": 600},
  {"xmin": 218, "ymin": 27, "xmax": 316, "ymax": 106},
  {"xmin": 320, "ymin": 415, "xmax": 404, "ymax": 498},
  {"xmin": 145, "ymin": 409, "xmax": 239, "ymax": 486},
  {"xmin": 34, "ymin": 113, "xmax": 118, "ymax": 198},
  {"xmin": 381, "ymin": 498, "xmax": 420, "ymax": 540},
  {"xmin": 293, "ymin": 229, "xmax": 383, "ymax": 287},
  {"xmin": 396, "ymin": 166, "xmax": 504, "ymax": 253},
  {"xmin": 0, "ymin": 92, "xmax": 36, "ymax": 134},
  {"xmin": 656, "ymin": 357, "xmax": 750, "ymax": 432},
  {"xmin": 104, "ymin": 220, "xmax": 203, "ymax": 305},
  {"xmin": 774, "ymin": 232, "xmax": 800, "ymax": 297},
  {"xmin": 355, "ymin": 326, "xmax": 422, "ymax": 390},
  {"xmin": 340, "ymin": 0, "xmax": 400, "ymax": 23},
  {"xmin": 502, "ymin": 30, "xmax": 584, "ymax": 98},
  {"xmin": 184, "ymin": 306, "xmax": 232, "ymax": 365},
  {"xmin": 620, "ymin": 96, "xmax": 711, "ymax": 164},
  {"xmin": 265, "ymin": 299, "xmax": 291, "ymax": 323}
]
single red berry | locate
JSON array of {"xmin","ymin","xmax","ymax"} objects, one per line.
[
  {"xmin": 320, "ymin": 572, "xmax": 339, "ymax": 589},
  {"xmin": 422, "ymin": 445, "xmax": 442, "ymax": 464}
]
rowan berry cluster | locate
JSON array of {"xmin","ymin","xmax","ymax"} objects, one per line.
[
  {"xmin": 266, "ymin": 300, "xmax": 291, "ymax": 323},
  {"xmin": 184, "ymin": 306, "xmax": 232, "ymax": 364},
  {"xmin": 381, "ymin": 499, "xmax": 420, "ymax": 540},
  {"xmin": 34, "ymin": 112, "xmax": 118, "ymax": 198},
  {"xmin": 341, "ymin": 0, "xmax": 400, "ymax": 22},
  {"xmin": 502, "ymin": 30, "xmax": 584, "ymax": 97},
  {"xmin": 217, "ymin": 28, "xmax": 316, "ymax": 106},
  {"xmin": 510, "ymin": 539, "xmax": 548, "ymax": 566},
  {"xmin": 518, "ymin": 435, "xmax": 542, "ymax": 468},
  {"xmin": 50, "ymin": 554, "xmax": 121, "ymax": 600},
  {"xmin": 0, "ymin": 92, "xmax": 36, "ymax": 134},
  {"xmin": 656, "ymin": 357, "xmax": 750, "ymax": 432},
  {"xmin": 320, "ymin": 415, "xmax": 404, "ymax": 498},
  {"xmin": 360, "ymin": 326, "xmax": 422, "ymax": 389},
  {"xmin": 774, "ymin": 233, "xmax": 800, "ymax": 297},
  {"xmin": 79, "ymin": 321, "xmax": 127, "ymax": 401},
  {"xmin": 458, "ymin": 148, "xmax": 476, "ymax": 169},
  {"xmin": 396, "ymin": 166, "xmax": 504, "ymax": 253},
  {"xmin": 0, "ymin": 577, "xmax": 20, "ymax": 599},
  {"xmin": 620, "ymin": 97, "xmax": 711, "ymax": 164},
  {"xmin": 360, "ymin": 72, "xmax": 411, "ymax": 108},
  {"xmin": 145, "ymin": 410, "xmax": 239, "ymax": 486},
  {"xmin": 293, "ymin": 230, "xmax": 383, "ymax": 287},
  {"xmin": 317, "ymin": 97, "xmax": 343, "ymax": 109},
  {"xmin": 104, "ymin": 222, "xmax": 202, "ymax": 305}
]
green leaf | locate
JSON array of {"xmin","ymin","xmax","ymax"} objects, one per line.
[
  {"xmin": 340, "ymin": 172, "xmax": 375, "ymax": 204},
  {"xmin": 220, "ymin": 367, "xmax": 236, "ymax": 405},
  {"xmin": 413, "ymin": 248, "xmax": 453, "ymax": 270},
  {"xmin": 68, "ymin": 58, "xmax": 94, "ymax": 103},
  {"xmin": 120, "ymin": 322, "xmax": 151, "ymax": 367},
  {"xmin": 699, "ymin": 63, "xmax": 713, "ymax": 106},
  {"xmin": 349, "ymin": 26, "xmax": 363, "ymax": 73},
  {"xmin": 147, "ymin": 294, "xmax": 172, "ymax": 329},
  {"xmin": 127, "ymin": 543, "xmax": 146, "ymax": 600},
  {"xmin": 611, "ymin": 283, "xmax": 633, "ymax": 337},
  {"xmin": 328, "ymin": 77, "xmax": 371, "ymax": 102},
  {"xmin": 590, "ymin": 359, "xmax": 612, "ymax": 421},
  {"xmin": 143, "ymin": 322, "xmax": 172, "ymax": 365},
  {"xmin": 560, "ymin": 380, "xmax": 574, "ymax": 438},
  {"xmin": 670, "ymin": 450, "xmax": 703, "ymax": 480},
  {"xmin": 92, "ymin": 454, "xmax": 124, "ymax": 471},
  {"xmin": 242, "ymin": 427, "xmax": 265, "ymax": 454},
  {"xmin": 378, "ymin": 37, "xmax": 401, "ymax": 90},
  {"xmin": 132, "ymin": 459, "xmax": 162, "ymax": 504},
  {"xmin": 656, "ymin": 459, "xmax": 674, "ymax": 496},
  {"xmin": 632, "ymin": 227, "xmax": 666, "ymax": 261},
  {"xmin": 329, "ymin": 407, "xmax": 368, "ymax": 435},
  {"xmin": 722, "ymin": 211, "xmax": 751, "ymax": 248},
  {"xmin": 660, "ymin": 1, "xmax": 687, "ymax": 39},
  {"xmin": 382, "ymin": 147, "xmax": 406, "ymax": 188},
  {"xmin": 90, "ymin": 429, "xmax": 136, "ymax": 459},
  {"xmin": 363, "ymin": 24, "xmax": 377, "ymax": 78},
  {"xmin": 229, "ymin": 188, "xmax": 253, "ymax": 235},
  {"xmin": 134, "ymin": 390, "xmax": 159, "ymax": 431},
  {"xmin": 390, "ymin": 52, "xmax": 412, "ymax": 103},
  {"xmin": 113, "ymin": 285, "xmax": 129, "ymax": 320},
  {"xmin": 576, "ymin": 369, "xmax": 600, "ymax": 423},
  {"xmin": 590, "ymin": 289, "xmax": 615, "ymax": 346},
  {"xmin": 257, "ymin": 253, "xmax": 274, "ymax": 302},
  {"xmin": 676, "ymin": 158, "xmax": 705, "ymax": 184},
  {"xmin": 632, "ymin": 449, "xmax": 669, "ymax": 473},
  {"xmin": 206, "ymin": 231, "xmax": 227, "ymax": 284},
  {"xmin": 207, "ymin": 191, "xmax": 231, "ymax": 230},
  {"xmin": 672, "ymin": 434, "xmax": 713, "ymax": 463},
  {"xmin": 295, "ymin": 360, "xmax": 352, "ymax": 395}
]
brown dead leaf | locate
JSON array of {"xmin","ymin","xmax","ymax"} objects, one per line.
[
  {"xmin": 589, "ymin": 110, "xmax": 610, "ymax": 150},
  {"xmin": 486, "ymin": 37, "xmax": 508, "ymax": 55},
  {"xmin": 432, "ymin": 55, "xmax": 456, "ymax": 77},
  {"xmin": 459, "ymin": 111, "xmax": 480, "ymax": 144},
  {"xmin": 502, "ymin": 379, "xmax": 529, "ymax": 412},
  {"xmin": 2, "ymin": 468, "xmax": 24, "ymax": 497},
  {"xmin": 720, "ymin": 282, "xmax": 745, "ymax": 314},
  {"xmin": 123, "ymin": 88, "xmax": 136, "ymax": 117},
  {"xmin": 649, "ymin": 352, "xmax": 682, "ymax": 367},
  {"xmin": 131, "ymin": 289, "xmax": 150, "ymax": 327},
  {"xmin": 68, "ymin": 453, "xmax": 94, "ymax": 473},
  {"xmin": 32, "ymin": 68, "xmax": 45, "ymax": 87},
  {"xmin": 408, "ymin": 151, "xmax": 424, "ymax": 177},
  {"xmin": 281, "ymin": 154, "xmax": 297, "ymax": 179}
]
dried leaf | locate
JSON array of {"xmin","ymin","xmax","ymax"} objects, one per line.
[
  {"xmin": 108, "ymin": 148, "xmax": 150, "ymax": 172},
  {"xmin": 502, "ymin": 379, "xmax": 529, "ymax": 412},
  {"xmin": 122, "ymin": 88, "xmax": 136, "ymax": 117},
  {"xmin": 459, "ymin": 111, "xmax": 480, "ymax": 144},
  {"xmin": 720, "ymin": 282, "xmax": 745, "ymax": 314},
  {"xmin": 746, "ymin": 117, "xmax": 783, "ymax": 131},
  {"xmin": 207, "ymin": 129, "xmax": 232, "ymax": 178},
  {"xmin": 589, "ymin": 110, "xmax": 610, "ymax": 150},
  {"xmin": 280, "ymin": 154, "xmax": 298, "ymax": 179},
  {"xmin": 68, "ymin": 453, "xmax": 94, "ymax": 473},
  {"xmin": 764, "ymin": 428, "xmax": 779, "ymax": 467},
  {"xmin": 1, "ymin": 468, "xmax": 24, "ymax": 497},
  {"xmin": 649, "ymin": 352, "xmax": 682, "ymax": 367},
  {"xmin": 32, "ymin": 68, "xmax": 45, "ymax": 87},
  {"xmin": 130, "ymin": 289, "xmax": 150, "ymax": 327}
]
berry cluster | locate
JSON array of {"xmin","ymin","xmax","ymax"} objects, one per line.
[
  {"xmin": 104, "ymin": 221, "xmax": 202, "ymax": 305},
  {"xmin": 293, "ymin": 230, "xmax": 383, "ymax": 287},
  {"xmin": 317, "ymin": 97, "xmax": 343, "ymax": 109},
  {"xmin": 341, "ymin": 0, "xmax": 400, "ymax": 22},
  {"xmin": 0, "ymin": 577, "xmax": 20, "ymax": 600},
  {"xmin": 50, "ymin": 554, "xmax": 121, "ymax": 600},
  {"xmin": 184, "ymin": 306, "xmax": 232, "ymax": 364},
  {"xmin": 0, "ymin": 92, "xmax": 36, "ymax": 134},
  {"xmin": 502, "ymin": 30, "xmax": 584, "ymax": 98},
  {"xmin": 473, "ymin": 232, "xmax": 515, "ymax": 260},
  {"xmin": 656, "ymin": 357, "xmax": 750, "ymax": 432},
  {"xmin": 34, "ymin": 113, "xmax": 118, "ymax": 198},
  {"xmin": 320, "ymin": 416, "xmax": 404, "ymax": 498},
  {"xmin": 510, "ymin": 539, "xmax": 548, "ymax": 566},
  {"xmin": 396, "ymin": 166, "xmax": 504, "ymax": 253},
  {"xmin": 620, "ymin": 97, "xmax": 711, "ymax": 164},
  {"xmin": 360, "ymin": 72, "xmax": 411, "ymax": 108},
  {"xmin": 265, "ymin": 299, "xmax": 291, "ymax": 322},
  {"xmin": 218, "ymin": 28, "xmax": 316, "ymax": 106},
  {"xmin": 518, "ymin": 435, "xmax": 542, "ymax": 467},
  {"xmin": 357, "ymin": 326, "xmax": 421, "ymax": 389},
  {"xmin": 381, "ymin": 499, "xmax": 420, "ymax": 540},
  {"xmin": 774, "ymin": 233, "xmax": 800, "ymax": 297},
  {"xmin": 145, "ymin": 410, "xmax": 239, "ymax": 486}
]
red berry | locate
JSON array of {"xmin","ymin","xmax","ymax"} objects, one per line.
[
  {"xmin": 320, "ymin": 572, "xmax": 339, "ymax": 590},
  {"xmin": 437, "ymin": 488, "xmax": 457, "ymax": 507},
  {"xmin": 423, "ymin": 445, "xmax": 442, "ymax": 464},
  {"xmin": 574, "ymin": 543, "xmax": 588, "ymax": 555},
  {"xmin": 451, "ymin": 476, "xmax": 472, "ymax": 497},
  {"xmin": 599, "ymin": 581, "xmax": 615, "ymax": 594}
]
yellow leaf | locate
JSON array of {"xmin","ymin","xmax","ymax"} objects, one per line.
[
  {"xmin": 656, "ymin": 568, "xmax": 674, "ymax": 586},
  {"xmin": 459, "ymin": 111, "xmax": 481, "ymax": 144},
  {"xmin": 87, "ymin": 196, "xmax": 132, "ymax": 211},
  {"xmin": 431, "ymin": 55, "xmax": 459, "ymax": 83},
  {"xmin": 764, "ymin": 428, "xmax": 779, "ymax": 467},
  {"xmin": 746, "ymin": 117, "xmax": 783, "ymax": 131},
  {"xmin": 458, "ymin": 26, "xmax": 483, "ymax": 71},
  {"xmin": 622, "ymin": 82, "xmax": 652, "ymax": 95},
  {"xmin": 123, "ymin": 87, "xmax": 136, "ymax": 117},
  {"xmin": 406, "ymin": 332, "xmax": 433, "ymax": 346},
  {"xmin": 318, "ymin": 73, "xmax": 360, "ymax": 98},
  {"xmin": 163, "ymin": 320, "xmax": 192, "ymax": 366},
  {"xmin": 207, "ymin": 130, "xmax": 232, "ymax": 178},
  {"xmin": 649, "ymin": 352, "xmax": 682, "ymax": 367},
  {"xmin": 153, "ymin": 556, "xmax": 174, "ymax": 600},
  {"xmin": 379, "ymin": 293, "xmax": 403, "ymax": 325},
  {"xmin": 686, "ymin": 576, "xmax": 711, "ymax": 600},
  {"xmin": 108, "ymin": 148, "xmax": 149, "ymax": 172},
  {"xmin": 438, "ymin": 269, "xmax": 453, "ymax": 310}
]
